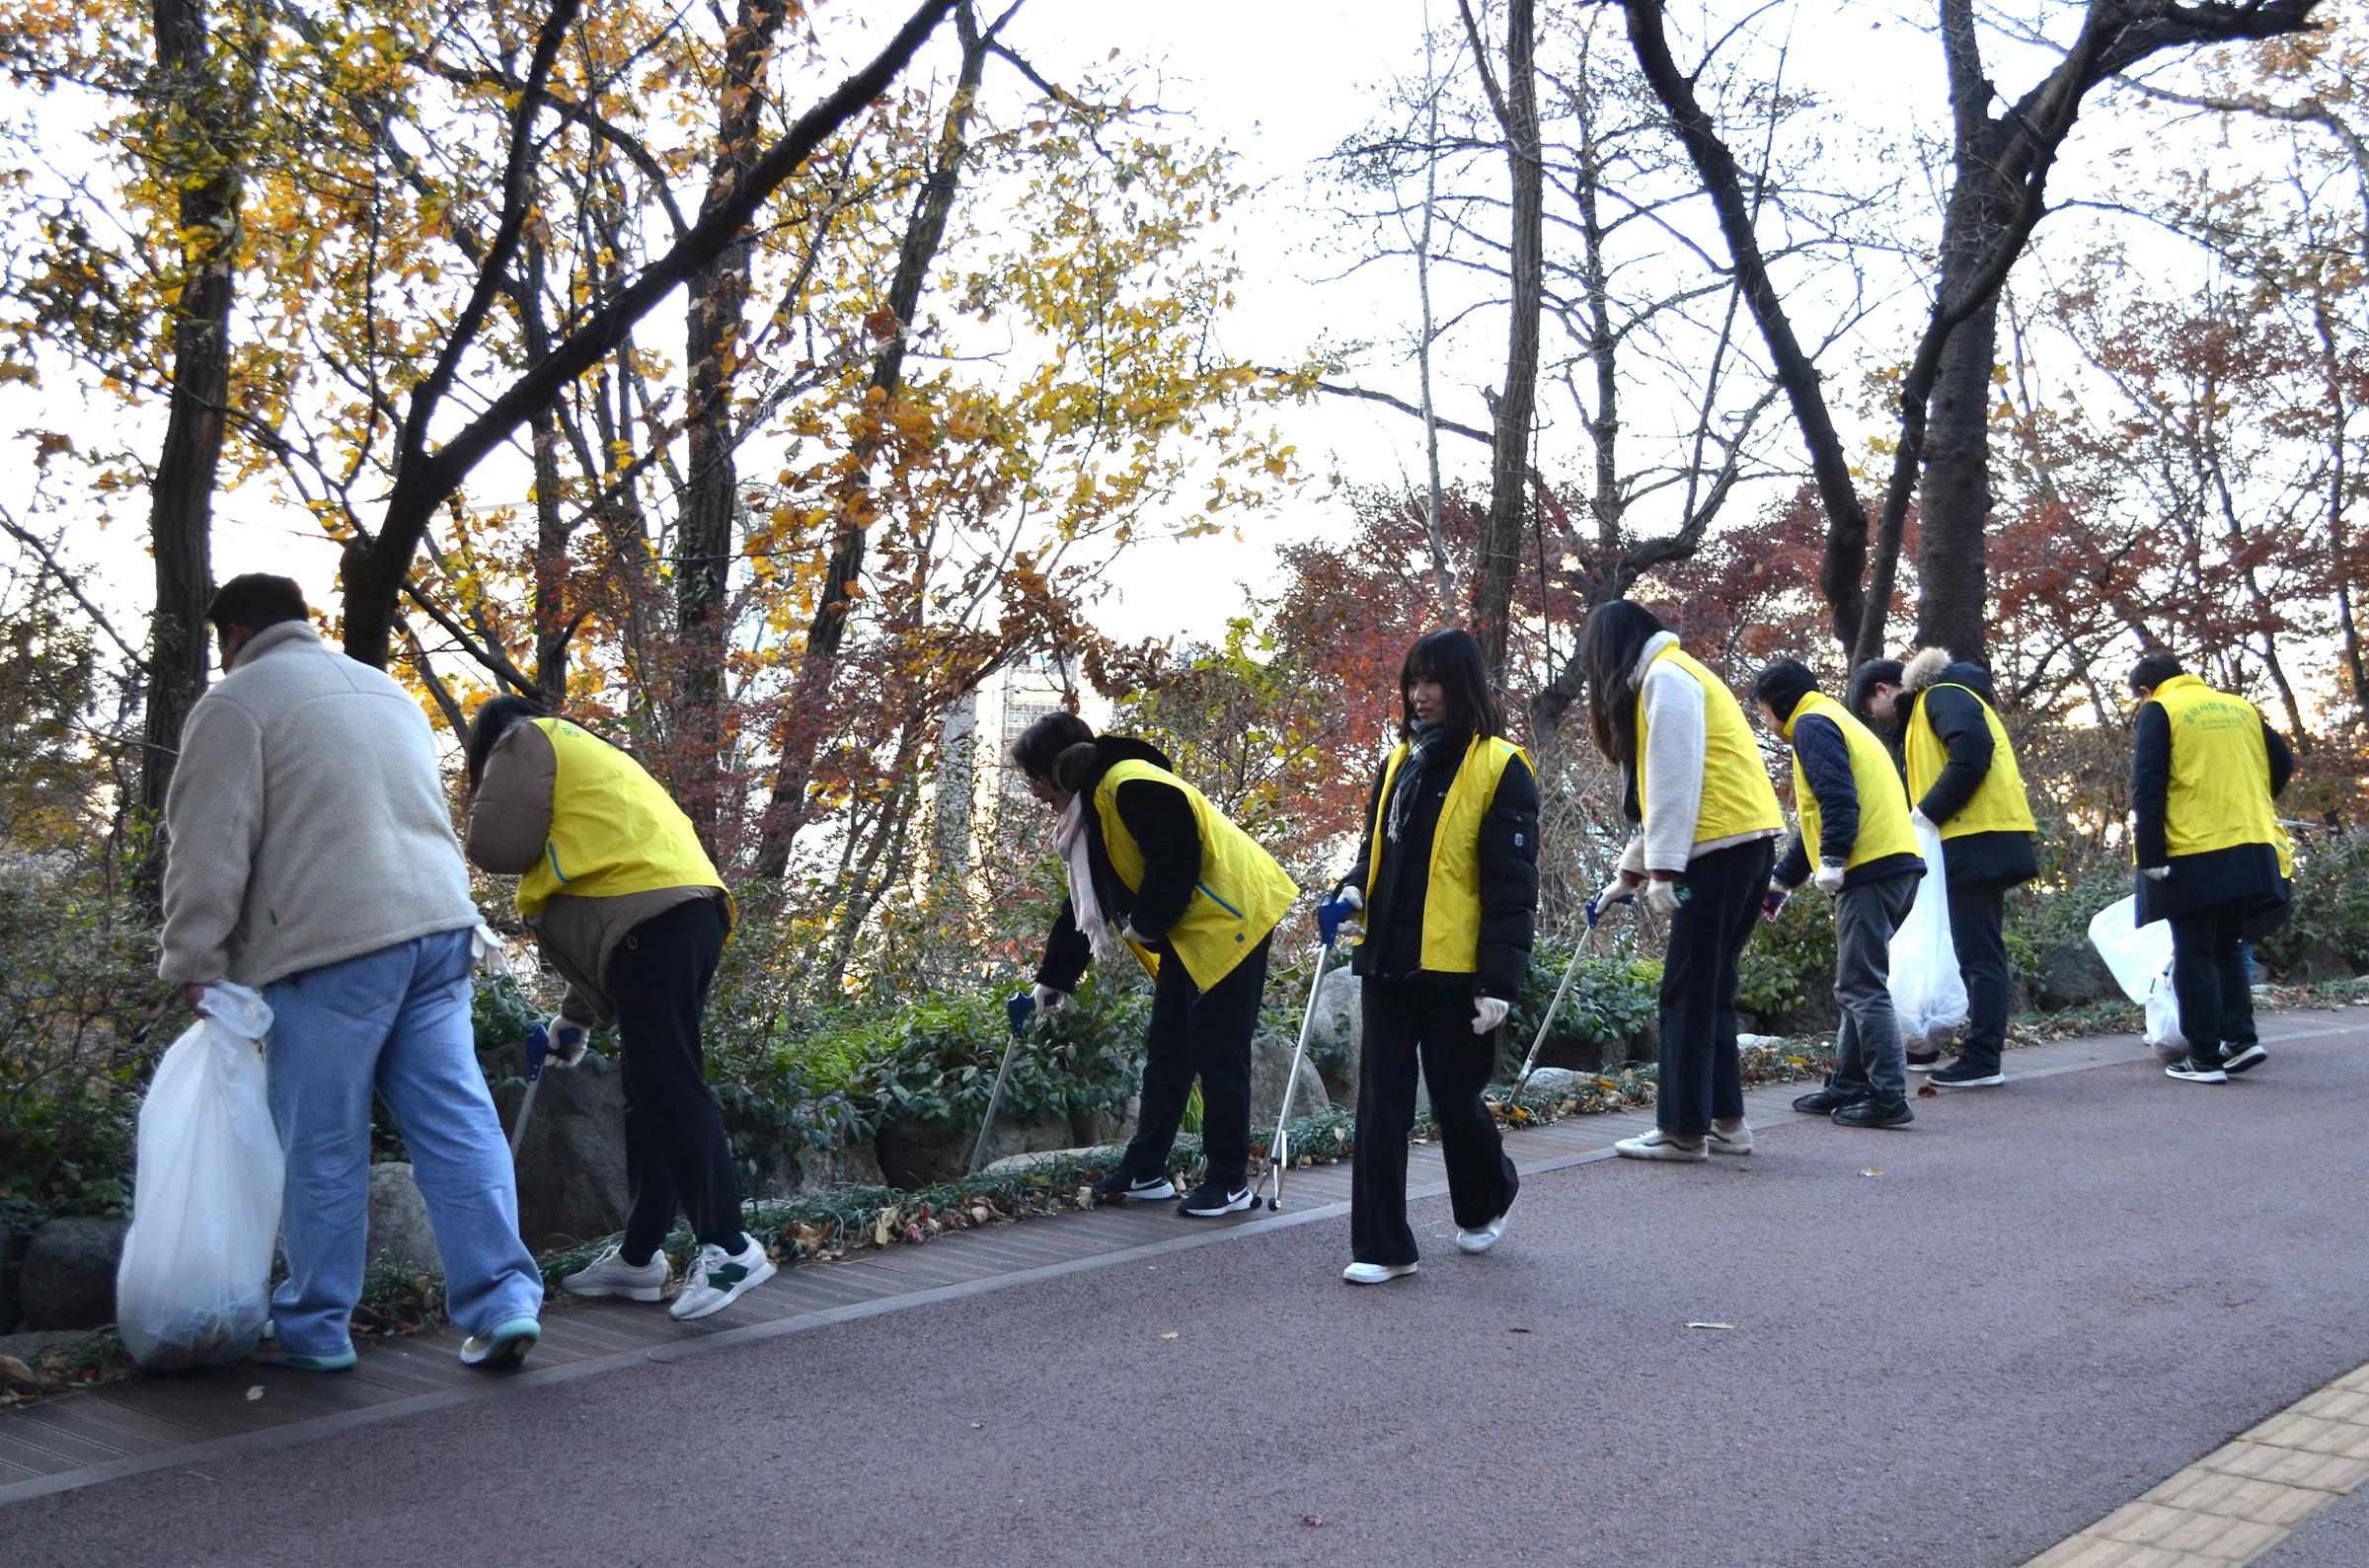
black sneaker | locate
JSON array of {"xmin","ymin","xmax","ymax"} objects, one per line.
[
  {"xmin": 1091, "ymin": 1169, "xmax": 1178, "ymax": 1203},
  {"xmin": 1177, "ymin": 1180, "xmax": 1254, "ymax": 1218},
  {"xmin": 1832, "ymin": 1097, "xmax": 1914, "ymax": 1128},
  {"xmin": 1905, "ymin": 1050, "xmax": 1942, "ymax": 1072},
  {"xmin": 1929, "ymin": 1058, "xmax": 2005, "ymax": 1088},
  {"xmin": 2220, "ymin": 1043, "xmax": 2267, "ymax": 1076},
  {"xmin": 1793, "ymin": 1082, "xmax": 1867, "ymax": 1114},
  {"xmin": 2166, "ymin": 1057, "xmax": 2229, "ymax": 1084}
]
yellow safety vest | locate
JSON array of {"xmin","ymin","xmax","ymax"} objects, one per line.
[
  {"xmin": 1903, "ymin": 682, "xmax": 2036, "ymax": 839},
  {"xmin": 2144, "ymin": 675, "xmax": 2294, "ymax": 876},
  {"xmin": 1638, "ymin": 644, "xmax": 1783, "ymax": 843},
  {"xmin": 1093, "ymin": 759, "xmax": 1298, "ymax": 991},
  {"xmin": 516, "ymin": 719, "xmax": 730, "ymax": 923},
  {"xmin": 1358, "ymin": 735, "xmax": 1532, "ymax": 975},
  {"xmin": 1784, "ymin": 692, "xmax": 1919, "ymax": 870}
]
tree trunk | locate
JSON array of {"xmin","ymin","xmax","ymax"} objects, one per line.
[
  {"xmin": 1912, "ymin": 289, "xmax": 2001, "ymax": 661},
  {"xmin": 675, "ymin": 0, "xmax": 789, "ymax": 850},
  {"xmin": 747, "ymin": 4, "xmax": 987, "ymax": 879},
  {"xmin": 137, "ymin": 0, "xmax": 254, "ymax": 904},
  {"xmin": 1462, "ymin": 0, "xmax": 1541, "ymax": 687}
]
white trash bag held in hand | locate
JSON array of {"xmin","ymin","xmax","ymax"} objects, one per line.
[
  {"xmin": 2086, "ymin": 895, "xmax": 2185, "ymax": 1062},
  {"xmin": 115, "ymin": 982, "xmax": 283, "ymax": 1369},
  {"xmin": 1888, "ymin": 818, "xmax": 1970, "ymax": 1051}
]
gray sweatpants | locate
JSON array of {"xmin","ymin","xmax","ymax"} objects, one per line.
[{"xmin": 1831, "ymin": 874, "xmax": 1920, "ymax": 1104}]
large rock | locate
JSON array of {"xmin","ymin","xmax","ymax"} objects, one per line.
[
  {"xmin": 2274, "ymin": 935, "xmax": 2352, "ymax": 986},
  {"xmin": 1308, "ymin": 968, "xmax": 1362, "ymax": 1104},
  {"xmin": 875, "ymin": 1110, "xmax": 1073, "ymax": 1190},
  {"xmin": 1250, "ymin": 1030, "xmax": 1331, "ymax": 1129},
  {"xmin": 366, "ymin": 1162, "xmax": 441, "ymax": 1275},
  {"xmin": 2033, "ymin": 939, "xmax": 2119, "ymax": 1010},
  {"xmin": 17, "ymin": 1216, "xmax": 127, "ymax": 1330},
  {"xmin": 1069, "ymin": 1096, "xmax": 1138, "ymax": 1149},
  {"xmin": 0, "ymin": 1225, "xmax": 25, "ymax": 1334},
  {"xmin": 784, "ymin": 1138, "xmax": 888, "ymax": 1197},
  {"xmin": 500, "ymin": 1050, "xmax": 632, "ymax": 1250},
  {"xmin": 981, "ymin": 1145, "xmax": 1118, "ymax": 1178}
]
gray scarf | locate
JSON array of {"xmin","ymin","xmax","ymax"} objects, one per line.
[{"xmin": 1385, "ymin": 721, "xmax": 1455, "ymax": 846}]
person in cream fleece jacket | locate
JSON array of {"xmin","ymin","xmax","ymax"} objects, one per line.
[{"xmin": 158, "ymin": 574, "xmax": 543, "ymax": 1374}]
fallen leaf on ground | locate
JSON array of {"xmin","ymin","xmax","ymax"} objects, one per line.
[
  {"xmin": 1302, "ymin": 1516, "xmax": 1324, "ymax": 1528},
  {"xmin": 1159, "ymin": 1331, "xmax": 1179, "ymax": 1341},
  {"xmin": 245, "ymin": 1386, "xmax": 264, "ymax": 1401},
  {"xmin": 1917, "ymin": 1083, "xmax": 1939, "ymax": 1097},
  {"xmin": 1858, "ymin": 1167, "xmax": 1882, "ymax": 1177},
  {"xmin": 1507, "ymin": 1326, "xmax": 1532, "ymax": 1334},
  {"xmin": 1684, "ymin": 1321, "xmax": 1735, "ymax": 1330}
]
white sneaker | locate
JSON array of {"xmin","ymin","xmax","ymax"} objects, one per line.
[
  {"xmin": 667, "ymin": 1236, "xmax": 777, "ymax": 1321},
  {"xmin": 1707, "ymin": 1125, "xmax": 1754, "ymax": 1156},
  {"xmin": 1342, "ymin": 1261, "xmax": 1417, "ymax": 1286},
  {"xmin": 1455, "ymin": 1213, "xmax": 1510, "ymax": 1254},
  {"xmin": 1614, "ymin": 1129, "xmax": 1709, "ymax": 1162},
  {"xmin": 562, "ymin": 1243, "xmax": 669, "ymax": 1303}
]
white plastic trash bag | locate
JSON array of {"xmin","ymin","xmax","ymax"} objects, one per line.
[
  {"xmin": 115, "ymin": 982, "xmax": 283, "ymax": 1369},
  {"xmin": 1888, "ymin": 818, "xmax": 1970, "ymax": 1050},
  {"xmin": 2087, "ymin": 896, "xmax": 2184, "ymax": 1061}
]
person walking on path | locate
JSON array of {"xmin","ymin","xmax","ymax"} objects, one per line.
[
  {"xmin": 464, "ymin": 697, "xmax": 773, "ymax": 1321},
  {"xmin": 1016, "ymin": 713, "xmax": 1298, "ymax": 1219},
  {"xmin": 1328, "ymin": 629, "xmax": 1538, "ymax": 1286},
  {"xmin": 2126, "ymin": 653, "xmax": 2297, "ymax": 1084},
  {"xmin": 1750, "ymin": 660, "xmax": 1926, "ymax": 1130},
  {"xmin": 1581, "ymin": 603, "xmax": 1784, "ymax": 1163},
  {"xmin": 1847, "ymin": 648, "xmax": 2038, "ymax": 1089},
  {"xmin": 158, "ymin": 574, "xmax": 545, "ymax": 1374}
]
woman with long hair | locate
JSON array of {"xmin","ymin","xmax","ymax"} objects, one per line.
[
  {"xmin": 1329, "ymin": 628, "xmax": 1537, "ymax": 1285},
  {"xmin": 1579, "ymin": 603, "xmax": 1783, "ymax": 1162},
  {"xmin": 1013, "ymin": 711, "xmax": 1297, "ymax": 1218},
  {"xmin": 463, "ymin": 697, "xmax": 772, "ymax": 1321}
]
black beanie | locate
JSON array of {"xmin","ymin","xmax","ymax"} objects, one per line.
[{"xmin": 1749, "ymin": 659, "xmax": 1819, "ymax": 725}]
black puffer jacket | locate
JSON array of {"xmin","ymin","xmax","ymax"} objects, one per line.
[
  {"xmin": 1895, "ymin": 652, "xmax": 2036, "ymax": 889},
  {"xmin": 1034, "ymin": 736, "xmax": 1203, "ymax": 994},
  {"xmin": 1337, "ymin": 732, "xmax": 1539, "ymax": 999}
]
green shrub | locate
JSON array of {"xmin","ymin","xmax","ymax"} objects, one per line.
[
  {"xmin": 1735, "ymin": 891, "xmax": 1834, "ymax": 1021},
  {"xmin": 847, "ymin": 974, "xmax": 1147, "ymax": 1133},
  {"xmin": 0, "ymin": 856, "xmax": 156, "ymax": 1226},
  {"xmin": 1506, "ymin": 938, "xmax": 1658, "ymax": 1059},
  {"xmin": 2255, "ymin": 832, "xmax": 2369, "ymax": 977}
]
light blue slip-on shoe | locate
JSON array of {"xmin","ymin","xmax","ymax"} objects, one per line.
[
  {"xmin": 457, "ymin": 1315, "xmax": 541, "ymax": 1370},
  {"xmin": 245, "ymin": 1326, "xmax": 358, "ymax": 1373}
]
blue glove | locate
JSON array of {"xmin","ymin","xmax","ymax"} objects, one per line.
[{"xmin": 1006, "ymin": 993, "xmax": 1037, "ymax": 1037}]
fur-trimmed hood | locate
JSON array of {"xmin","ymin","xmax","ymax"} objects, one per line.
[{"xmin": 1902, "ymin": 647, "xmax": 1999, "ymax": 705}]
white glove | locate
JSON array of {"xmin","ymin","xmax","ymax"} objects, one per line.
[
  {"xmin": 1909, "ymin": 807, "xmax": 1936, "ymax": 834},
  {"xmin": 1589, "ymin": 873, "xmax": 1641, "ymax": 925},
  {"xmin": 545, "ymin": 1015, "xmax": 592, "ymax": 1069},
  {"xmin": 1812, "ymin": 860, "xmax": 1846, "ymax": 895},
  {"xmin": 1471, "ymin": 996, "xmax": 1510, "ymax": 1035},
  {"xmin": 1032, "ymin": 983, "xmax": 1068, "ymax": 1011},
  {"xmin": 2141, "ymin": 864, "xmax": 2171, "ymax": 882},
  {"xmin": 1339, "ymin": 886, "xmax": 1364, "ymax": 911},
  {"xmin": 1644, "ymin": 877, "xmax": 1683, "ymax": 918},
  {"xmin": 1119, "ymin": 919, "xmax": 1150, "ymax": 946}
]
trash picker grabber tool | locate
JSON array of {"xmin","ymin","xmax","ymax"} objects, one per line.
[
  {"xmin": 1507, "ymin": 918, "xmax": 1605, "ymax": 1110},
  {"xmin": 1255, "ymin": 896, "xmax": 1356, "ymax": 1212},
  {"xmin": 507, "ymin": 1022, "xmax": 552, "ymax": 1159},
  {"xmin": 967, "ymin": 994, "xmax": 1036, "ymax": 1176}
]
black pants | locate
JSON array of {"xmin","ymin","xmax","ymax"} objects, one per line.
[
  {"xmin": 610, "ymin": 899, "xmax": 745, "ymax": 1259},
  {"xmin": 1350, "ymin": 979, "xmax": 1518, "ymax": 1266},
  {"xmin": 1122, "ymin": 933, "xmax": 1270, "ymax": 1190},
  {"xmin": 2169, "ymin": 900, "xmax": 2256, "ymax": 1062},
  {"xmin": 1946, "ymin": 880, "xmax": 2013, "ymax": 1071},
  {"xmin": 1658, "ymin": 837, "xmax": 1776, "ymax": 1137}
]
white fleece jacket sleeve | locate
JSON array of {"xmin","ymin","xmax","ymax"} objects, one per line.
[
  {"xmin": 1638, "ymin": 661, "xmax": 1706, "ymax": 873},
  {"xmin": 157, "ymin": 697, "xmax": 267, "ymax": 985}
]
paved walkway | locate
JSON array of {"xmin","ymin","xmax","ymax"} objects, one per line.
[{"xmin": 2, "ymin": 1010, "xmax": 2362, "ymax": 1565}]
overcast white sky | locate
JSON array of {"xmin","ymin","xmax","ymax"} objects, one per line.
[{"xmin": 24, "ymin": 0, "xmax": 2274, "ymax": 655}]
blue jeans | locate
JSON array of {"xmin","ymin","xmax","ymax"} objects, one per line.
[{"xmin": 263, "ymin": 929, "xmax": 544, "ymax": 1354}]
